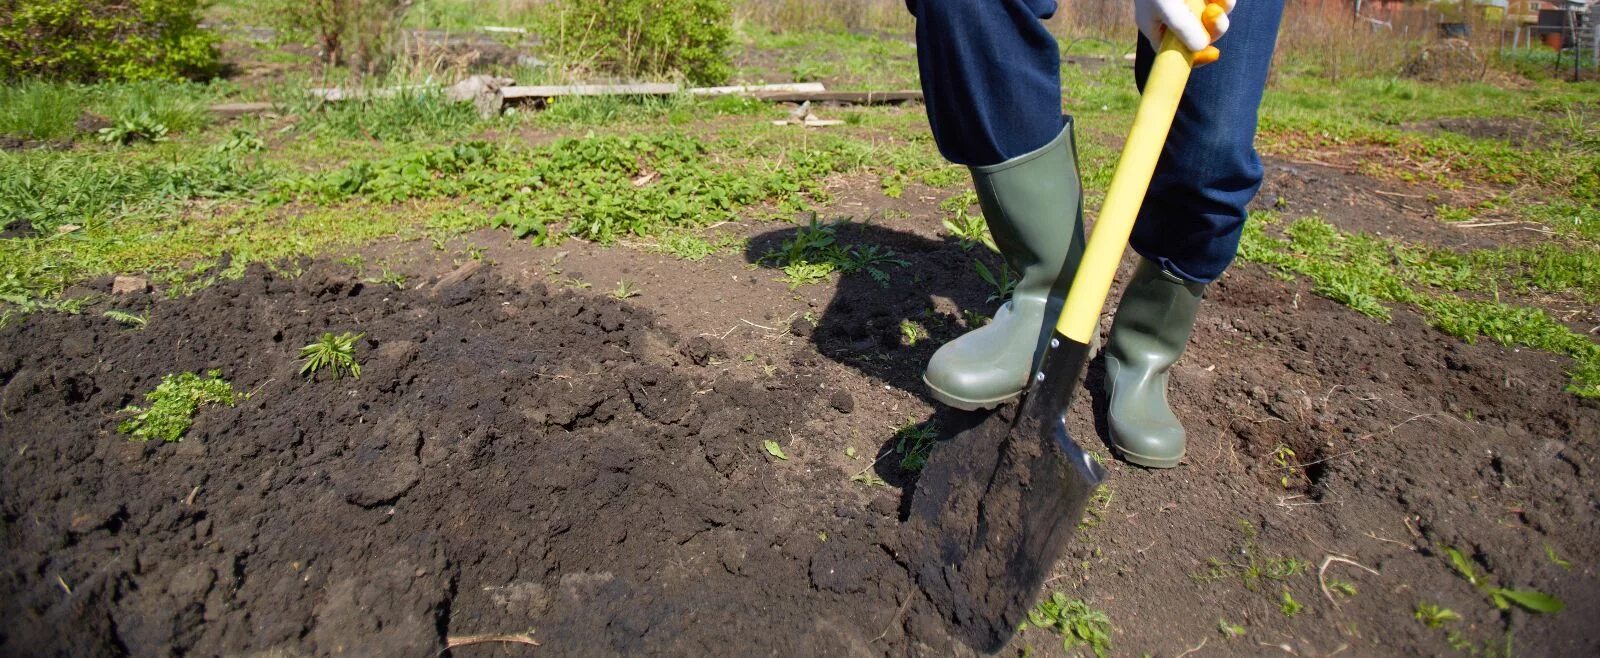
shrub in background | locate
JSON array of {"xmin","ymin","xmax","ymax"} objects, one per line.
[
  {"xmin": 268, "ymin": 0, "xmax": 415, "ymax": 76},
  {"xmin": 553, "ymin": 0, "xmax": 733, "ymax": 85},
  {"xmin": 0, "ymin": 0, "xmax": 220, "ymax": 82}
]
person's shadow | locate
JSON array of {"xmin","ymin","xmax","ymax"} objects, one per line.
[{"xmin": 745, "ymin": 216, "xmax": 1117, "ymax": 501}]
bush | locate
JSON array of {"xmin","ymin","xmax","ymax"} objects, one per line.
[
  {"xmin": 0, "ymin": 0, "xmax": 220, "ymax": 82},
  {"xmin": 267, "ymin": 0, "xmax": 413, "ymax": 76},
  {"xmin": 553, "ymin": 0, "xmax": 733, "ymax": 85}
]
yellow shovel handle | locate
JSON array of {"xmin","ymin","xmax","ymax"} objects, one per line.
[{"xmin": 1055, "ymin": 0, "xmax": 1217, "ymax": 343}]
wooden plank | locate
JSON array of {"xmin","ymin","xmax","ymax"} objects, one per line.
[
  {"xmin": 500, "ymin": 83, "xmax": 680, "ymax": 99},
  {"xmin": 687, "ymin": 82, "xmax": 826, "ymax": 96},
  {"xmin": 752, "ymin": 90, "xmax": 923, "ymax": 104},
  {"xmin": 209, "ymin": 102, "xmax": 277, "ymax": 117}
]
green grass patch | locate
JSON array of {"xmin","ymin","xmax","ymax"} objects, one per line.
[
  {"xmin": 1240, "ymin": 213, "xmax": 1600, "ymax": 397},
  {"xmin": 118, "ymin": 370, "xmax": 240, "ymax": 442}
]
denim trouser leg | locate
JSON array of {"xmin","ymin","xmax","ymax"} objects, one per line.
[
  {"xmin": 909, "ymin": 0, "xmax": 1285, "ymax": 282},
  {"xmin": 907, "ymin": 0, "xmax": 1067, "ymax": 166},
  {"xmin": 1131, "ymin": 0, "xmax": 1285, "ymax": 283}
]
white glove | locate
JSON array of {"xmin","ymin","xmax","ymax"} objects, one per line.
[{"xmin": 1135, "ymin": 0, "xmax": 1235, "ymax": 53}]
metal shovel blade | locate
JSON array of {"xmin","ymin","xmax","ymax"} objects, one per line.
[{"xmin": 904, "ymin": 333, "xmax": 1109, "ymax": 652}]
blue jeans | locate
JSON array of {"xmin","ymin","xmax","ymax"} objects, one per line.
[{"xmin": 908, "ymin": 0, "xmax": 1285, "ymax": 283}]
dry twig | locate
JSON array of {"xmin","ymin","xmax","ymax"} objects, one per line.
[
  {"xmin": 1318, "ymin": 555, "xmax": 1380, "ymax": 605},
  {"xmin": 444, "ymin": 632, "xmax": 540, "ymax": 650}
]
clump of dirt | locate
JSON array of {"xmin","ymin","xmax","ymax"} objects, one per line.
[{"xmin": 0, "ymin": 262, "xmax": 946, "ymax": 655}]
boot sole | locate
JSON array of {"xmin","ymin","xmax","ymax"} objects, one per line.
[
  {"xmin": 923, "ymin": 375, "xmax": 1020, "ymax": 411},
  {"xmin": 1115, "ymin": 446, "xmax": 1183, "ymax": 469}
]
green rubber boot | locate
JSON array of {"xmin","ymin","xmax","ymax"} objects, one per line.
[
  {"xmin": 1104, "ymin": 258, "xmax": 1207, "ymax": 468},
  {"xmin": 924, "ymin": 122, "xmax": 1085, "ymax": 410}
]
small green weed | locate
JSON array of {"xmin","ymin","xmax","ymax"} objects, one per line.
[
  {"xmin": 1545, "ymin": 544, "xmax": 1572, "ymax": 570},
  {"xmin": 611, "ymin": 280, "xmax": 641, "ymax": 300},
  {"xmin": 1445, "ymin": 546, "xmax": 1565, "ymax": 614},
  {"xmin": 1191, "ymin": 520, "xmax": 1307, "ymax": 592},
  {"xmin": 763, "ymin": 218, "xmax": 909, "ymax": 290},
  {"xmin": 973, "ymin": 259, "xmax": 1017, "ymax": 304},
  {"xmin": 939, "ymin": 191, "xmax": 995, "ymax": 251},
  {"xmin": 899, "ymin": 319, "xmax": 927, "ymax": 346},
  {"xmin": 763, "ymin": 439, "xmax": 789, "ymax": 461},
  {"xmin": 102, "ymin": 309, "xmax": 148, "ymax": 329},
  {"xmin": 1279, "ymin": 589, "xmax": 1304, "ymax": 617},
  {"xmin": 1269, "ymin": 443, "xmax": 1303, "ymax": 488},
  {"xmin": 299, "ymin": 331, "xmax": 364, "ymax": 380},
  {"xmin": 118, "ymin": 370, "xmax": 239, "ymax": 442},
  {"xmin": 1218, "ymin": 618, "xmax": 1246, "ymax": 638},
  {"xmin": 892, "ymin": 417, "xmax": 938, "ymax": 472},
  {"xmin": 1328, "ymin": 579, "xmax": 1358, "ymax": 598},
  {"xmin": 1023, "ymin": 592, "xmax": 1113, "ymax": 658},
  {"xmin": 97, "ymin": 114, "xmax": 169, "ymax": 145},
  {"xmin": 1415, "ymin": 602, "xmax": 1461, "ymax": 628}
]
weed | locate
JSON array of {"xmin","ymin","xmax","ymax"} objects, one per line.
[
  {"xmin": 653, "ymin": 230, "xmax": 738, "ymax": 261},
  {"xmin": 1077, "ymin": 485, "xmax": 1113, "ymax": 529},
  {"xmin": 1279, "ymin": 590, "xmax": 1304, "ymax": 616},
  {"xmin": 215, "ymin": 128, "xmax": 264, "ymax": 155},
  {"xmin": 102, "ymin": 309, "xmax": 148, "ymax": 329},
  {"xmin": 1024, "ymin": 592, "xmax": 1113, "ymax": 658},
  {"xmin": 1444, "ymin": 546, "xmax": 1565, "ymax": 614},
  {"xmin": 1269, "ymin": 443, "xmax": 1304, "ymax": 488},
  {"xmin": 763, "ymin": 440, "xmax": 789, "ymax": 461},
  {"xmin": 1415, "ymin": 602, "xmax": 1461, "ymax": 628},
  {"xmin": 973, "ymin": 259, "xmax": 1017, "ymax": 304},
  {"xmin": 1218, "ymin": 619, "xmax": 1246, "ymax": 638},
  {"xmin": 97, "ymin": 114, "xmax": 170, "ymax": 145},
  {"xmin": 0, "ymin": 82, "xmax": 83, "ymax": 142},
  {"xmin": 892, "ymin": 417, "xmax": 938, "ymax": 472},
  {"xmin": 1328, "ymin": 579, "xmax": 1358, "ymax": 598},
  {"xmin": 299, "ymin": 331, "xmax": 364, "ymax": 380},
  {"xmin": 1191, "ymin": 521, "xmax": 1306, "ymax": 592},
  {"xmin": 939, "ymin": 191, "xmax": 995, "ymax": 251},
  {"xmin": 118, "ymin": 370, "xmax": 239, "ymax": 442},
  {"xmin": 364, "ymin": 265, "xmax": 407, "ymax": 289},
  {"xmin": 610, "ymin": 280, "xmax": 641, "ymax": 300},
  {"xmin": 899, "ymin": 319, "xmax": 927, "ymax": 346},
  {"xmin": 1545, "ymin": 544, "xmax": 1572, "ymax": 570},
  {"xmin": 851, "ymin": 469, "xmax": 887, "ymax": 486},
  {"xmin": 763, "ymin": 218, "xmax": 908, "ymax": 290}
]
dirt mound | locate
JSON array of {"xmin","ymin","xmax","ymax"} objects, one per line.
[
  {"xmin": 0, "ymin": 262, "xmax": 941, "ymax": 655},
  {"xmin": 1402, "ymin": 38, "xmax": 1483, "ymax": 83}
]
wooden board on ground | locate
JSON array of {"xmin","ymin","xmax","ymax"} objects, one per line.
[{"xmin": 752, "ymin": 90, "xmax": 922, "ymax": 104}]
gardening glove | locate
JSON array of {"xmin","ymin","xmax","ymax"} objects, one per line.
[{"xmin": 1135, "ymin": 0, "xmax": 1234, "ymax": 64}]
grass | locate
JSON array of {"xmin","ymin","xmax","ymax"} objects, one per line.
[
  {"xmin": 1240, "ymin": 213, "xmax": 1600, "ymax": 397},
  {"xmin": 118, "ymin": 370, "xmax": 240, "ymax": 442}
]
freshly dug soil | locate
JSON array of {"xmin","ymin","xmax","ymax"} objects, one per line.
[
  {"xmin": 3, "ymin": 169, "xmax": 1599, "ymax": 656},
  {"xmin": 0, "ymin": 262, "xmax": 932, "ymax": 656}
]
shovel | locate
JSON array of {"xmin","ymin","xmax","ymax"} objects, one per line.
[{"xmin": 904, "ymin": 1, "xmax": 1223, "ymax": 650}]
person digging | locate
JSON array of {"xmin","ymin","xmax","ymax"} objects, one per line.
[{"xmin": 910, "ymin": 0, "xmax": 1284, "ymax": 468}]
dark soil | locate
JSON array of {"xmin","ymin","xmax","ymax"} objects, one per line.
[{"xmin": 3, "ymin": 167, "xmax": 1598, "ymax": 656}]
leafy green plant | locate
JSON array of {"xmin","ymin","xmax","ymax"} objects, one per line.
[
  {"xmin": 550, "ymin": 0, "xmax": 733, "ymax": 84},
  {"xmin": 102, "ymin": 309, "xmax": 147, "ymax": 329},
  {"xmin": 0, "ymin": 81, "xmax": 82, "ymax": 141},
  {"xmin": 1279, "ymin": 590, "xmax": 1303, "ymax": 616},
  {"xmin": 1445, "ymin": 546, "xmax": 1566, "ymax": 614},
  {"xmin": 1545, "ymin": 544, "xmax": 1572, "ymax": 570},
  {"xmin": 1328, "ymin": 579, "xmax": 1357, "ymax": 598},
  {"xmin": 1218, "ymin": 618, "xmax": 1246, "ymax": 638},
  {"xmin": 610, "ymin": 280, "xmax": 640, "ymax": 300},
  {"xmin": 118, "ymin": 370, "xmax": 238, "ymax": 442},
  {"xmin": 1, "ymin": 0, "xmax": 220, "ymax": 82},
  {"xmin": 1269, "ymin": 443, "xmax": 1303, "ymax": 488},
  {"xmin": 892, "ymin": 417, "xmax": 938, "ymax": 472},
  {"xmin": 1024, "ymin": 592, "xmax": 1113, "ymax": 658},
  {"xmin": 299, "ymin": 331, "xmax": 364, "ymax": 380},
  {"xmin": 1415, "ymin": 602, "xmax": 1461, "ymax": 628},
  {"xmin": 96, "ymin": 113, "xmax": 168, "ymax": 145},
  {"xmin": 763, "ymin": 218, "xmax": 909, "ymax": 290},
  {"xmin": 940, "ymin": 191, "xmax": 996, "ymax": 251},
  {"xmin": 762, "ymin": 439, "xmax": 788, "ymax": 461},
  {"xmin": 899, "ymin": 319, "xmax": 927, "ymax": 346},
  {"xmin": 974, "ymin": 259, "xmax": 1017, "ymax": 304}
]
